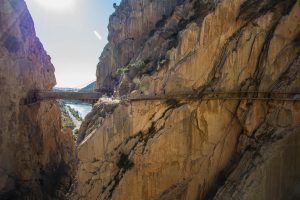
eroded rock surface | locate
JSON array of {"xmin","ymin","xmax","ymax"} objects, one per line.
[
  {"xmin": 76, "ymin": 0, "xmax": 300, "ymax": 199},
  {"xmin": 0, "ymin": 0, "xmax": 75, "ymax": 199}
]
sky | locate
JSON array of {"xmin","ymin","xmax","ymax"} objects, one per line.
[{"xmin": 25, "ymin": 0, "xmax": 121, "ymax": 88}]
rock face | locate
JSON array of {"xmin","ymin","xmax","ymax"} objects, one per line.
[
  {"xmin": 0, "ymin": 0, "xmax": 75, "ymax": 199},
  {"xmin": 96, "ymin": 0, "xmax": 186, "ymax": 94},
  {"xmin": 76, "ymin": 0, "xmax": 300, "ymax": 199}
]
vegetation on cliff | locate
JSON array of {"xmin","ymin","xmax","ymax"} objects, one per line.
[
  {"xmin": 68, "ymin": 106, "xmax": 83, "ymax": 121},
  {"xmin": 59, "ymin": 101, "xmax": 76, "ymax": 129}
]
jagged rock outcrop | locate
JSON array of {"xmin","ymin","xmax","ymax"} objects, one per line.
[
  {"xmin": 96, "ymin": 0, "xmax": 186, "ymax": 94},
  {"xmin": 75, "ymin": 0, "xmax": 300, "ymax": 199},
  {"xmin": 0, "ymin": 0, "xmax": 75, "ymax": 199},
  {"xmin": 76, "ymin": 98, "xmax": 120, "ymax": 144}
]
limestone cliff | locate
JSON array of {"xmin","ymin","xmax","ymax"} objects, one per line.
[
  {"xmin": 96, "ymin": 0, "xmax": 186, "ymax": 94},
  {"xmin": 76, "ymin": 0, "xmax": 300, "ymax": 199},
  {"xmin": 0, "ymin": 0, "xmax": 75, "ymax": 199}
]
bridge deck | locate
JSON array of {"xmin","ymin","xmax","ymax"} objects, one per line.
[
  {"xmin": 26, "ymin": 90, "xmax": 102, "ymax": 104},
  {"xmin": 36, "ymin": 91, "xmax": 102, "ymax": 100}
]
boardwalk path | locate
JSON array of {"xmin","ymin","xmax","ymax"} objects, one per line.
[{"xmin": 26, "ymin": 90, "xmax": 300, "ymax": 105}]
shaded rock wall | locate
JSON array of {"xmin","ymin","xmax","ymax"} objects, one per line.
[
  {"xmin": 214, "ymin": 128, "xmax": 300, "ymax": 200},
  {"xmin": 76, "ymin": 0, "xmax": 300, "ymax": 199},
  {"xmin": 0, "ymin": 0, "xmax": 75, "ymax": 199}
]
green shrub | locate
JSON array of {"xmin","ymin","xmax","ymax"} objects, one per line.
[
  {"xmin": 159, "ymin": 56, "xmax": 169, "ymax": 66},
  {"xmin": 116, "ymin": 66, "xmax": 130, "ymax": 75},
  {"xmin": 68, "ymin": 106, "xmax": 83, "ymax": 121},
  {"xmin": 61, "ymin": 108, "xmax": 75, "ymax": 129},
  {"xmin": 116, "ymin": 60, "xmax": 146, "ymax": 75},
  {"xmin": 134, "ymin": 60, "xmax": 146, "ymax": 68}
]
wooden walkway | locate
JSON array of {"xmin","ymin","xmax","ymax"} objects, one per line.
[
  {"xmin": 25, "ymin": 90, "xmax": 300, "ymax": 105},
  {"xmin": 126, "ymin": 91, "xmax": 300, "ymax": 102}
]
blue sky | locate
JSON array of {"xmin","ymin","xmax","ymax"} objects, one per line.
[{"xmin": 25, "ymin": 0, "xmax": 121, "ymax": 88}]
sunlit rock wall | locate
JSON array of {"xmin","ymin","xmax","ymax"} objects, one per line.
[{"xmin": 76, "ymin": 0, "xmax": 300, "ymax": 199}]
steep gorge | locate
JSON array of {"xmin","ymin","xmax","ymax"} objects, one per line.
[
  {"xmin": 0, "ymin": 0, "xmax": 75, "ymax": 199},
  {"xmin": 0, "ymin": 0, "xmax": 299, "ymax": 199},
  {"xmin": 75, "ymin": 0, "xmax": 300, "ymax": 200}
]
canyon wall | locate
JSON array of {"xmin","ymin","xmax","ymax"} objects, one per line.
[
  {"xmin": 76, "ymin": 0, "xmax": 300, "ymax": 199},
  {"xmin": 96, "ymin": 0, "xmax": 185, "ymax": 94},
  {"xmin": 0, "ymin": 0, "xmax": 75, "ymax": 199}
]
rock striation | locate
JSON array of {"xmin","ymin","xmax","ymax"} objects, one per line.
[
  {"xmin": 77, "ymin": 0, "xmax": 300, "ymax": 199},
  {"xmin": 0, "ymin": 0, "xmax": 75, "ymax": 199}
]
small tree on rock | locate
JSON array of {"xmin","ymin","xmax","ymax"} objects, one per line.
[{"xmin": 113, "ymin": 3, "xmax": 118, "ymax": 9}]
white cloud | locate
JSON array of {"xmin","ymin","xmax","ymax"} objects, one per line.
[
  {"xmin": 31, "ymin": 0, "xmax": 76, "ymax": 12},
  {"xmin": 93, "ymin": 31, "xmax": 102, "ymax": 41}
]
